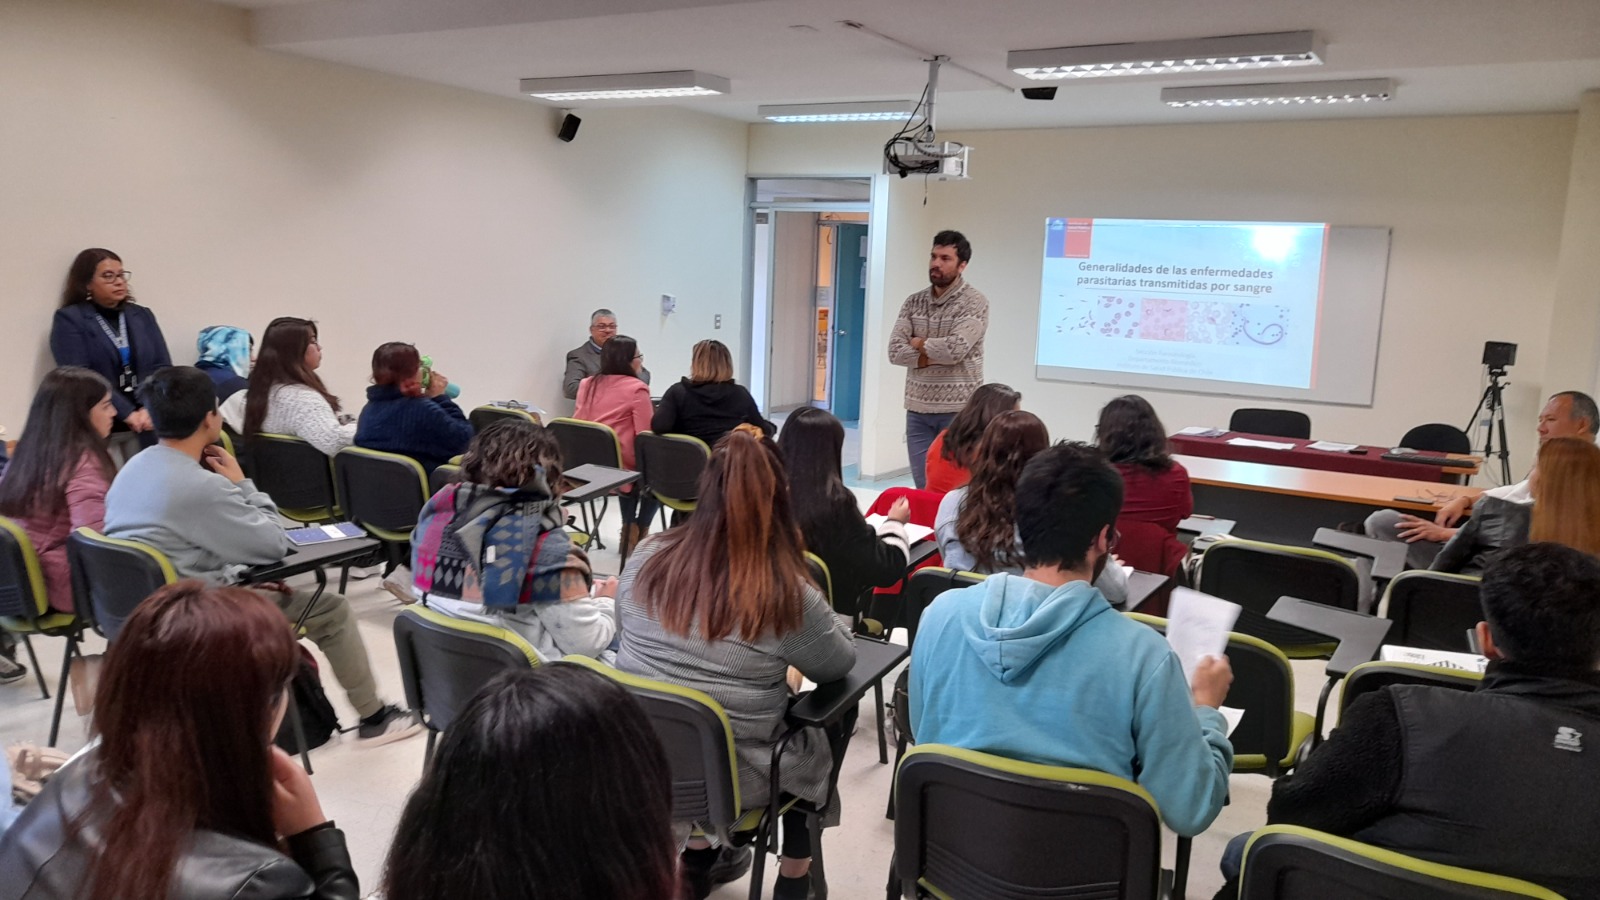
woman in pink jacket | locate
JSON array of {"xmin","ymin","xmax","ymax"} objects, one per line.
[
  {"xmin": 0, "ymin": 368, "xmax": 118, "ymax": 617},
  {"xmin": 574, "ymin": 335, "xmax": 658, "ymax": 560}
]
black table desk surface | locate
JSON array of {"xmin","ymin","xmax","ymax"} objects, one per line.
[
  {"xmin": 242, "ymin": 536, "xmax": 381, "ymax": 583},
  {"xmin": 788, "ymin": 638, "xmax": 909, "ymax": 727},
  {"xmin": 562, "ymin": 463, "xmax": 641, "ymax": 503},
  {"xmin": 1312, "ymin": 528, "xmax": 1407, "ymax": 581},
  {"xmin": 1125, "ymin": 570, "xmax": 1172, "ymax": 613},
  {"xmin": 1177, "ymin": 516, "xmax": 1237, "ymax": 538},
  {"xmin": 1266, "ymin": 596, "xmax": 1394, "ymax": 677}
]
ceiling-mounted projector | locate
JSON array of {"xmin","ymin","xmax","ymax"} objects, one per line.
[{"xmin": 883, "ymin": 140, "xmax": 970, "ymax": 180}]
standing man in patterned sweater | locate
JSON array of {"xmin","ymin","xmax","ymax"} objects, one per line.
[{"xmin": 888, "ymin": 230, "xmax": 989, "ymax": 489}]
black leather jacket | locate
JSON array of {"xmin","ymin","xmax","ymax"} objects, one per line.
[
  {"xmin": 0, "ymin": 753, "xmax": 359, "ymax": 900},
  {"xmin": 1429, "ymin": 495, "xmax": 1530, "ymax": 575}
]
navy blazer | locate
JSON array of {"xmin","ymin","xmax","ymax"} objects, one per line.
[{"xmin": 50, "ymin": 302, "xmax": 173, "ymax": 420}]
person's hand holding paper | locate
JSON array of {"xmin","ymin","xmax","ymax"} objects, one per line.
[{"xmin": 1166, "ymin": 587, "xmax": 1245, "ymax": 734}]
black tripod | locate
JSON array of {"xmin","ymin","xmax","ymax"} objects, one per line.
[{"xmin": 1464, "ymin": 367, "xmax": 1513, "ymax": 485}]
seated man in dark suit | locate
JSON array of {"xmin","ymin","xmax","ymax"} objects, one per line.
[
  {"xmin": 1216, "ymin": 541, "xmax": 1600, "ymax": 899},
  {"xmin": 562, "ymin": 308, "xmax": 649, "ymax": 400}
]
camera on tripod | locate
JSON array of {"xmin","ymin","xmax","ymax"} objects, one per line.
[{"xmin": 1482, "ymin": 341, "xmax": 1517, "ymax": 373}]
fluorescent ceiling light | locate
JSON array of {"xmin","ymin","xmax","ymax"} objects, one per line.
[
  {"xmin": 759, "ymin": 101, "xmax": 915, "ymax": 123},
  {"xmin": 1009, "ymin": 31, "xmax": 1324, "ymax": 80},
  {"xmin": 519, "ymin": 70, "xmax": 730, "ymax": 101},
  {"xmin": 1162, "ymin": 78, "xmax": 1395, "ymax": 108}
]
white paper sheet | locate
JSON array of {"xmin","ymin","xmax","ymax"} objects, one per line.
[
  {"xmin": 1226, "ymin": 437, "xmax": 1297, "ymax": 451},
  {"xmin": 1165, "ymin": 587, "xmax": 1242, "ymax": 684},
  {"xmin": 1307, "ymin": 440, "xmax": 1359, "ymax": 452},
  {"xmin": 1176, "ymin": 426, "xmax": 1226, "ymax": 437},
  {"xmin": 1218, "ymin": 706, "xmax": 1246, "ymax": 737},
  {"xmin": 1379, "ymin": 645, "xmax": 1489, "ymax": 673},
  {"xmin": 866, "ymin": 514, "xmax": 934, "ymax": 544}
]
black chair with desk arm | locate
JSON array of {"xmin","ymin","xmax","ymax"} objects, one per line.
[
  {"xmin": 1230, "ymin": 408, "xmax": 1312, "ymax": 440},
  {"xmin": 1237, "ymin": 825, "xmax": 1564, "ymax": 900},
  {"xmin": 392, "ymin": 606, "xmax": 541, "ymax": 770},
  {"xmin": 547, "ymin": 417, "xmax": 625, "ymax": 551},
  {"xmin": 332, "ymin": 447, "xmax": 430, "ymax": 590},
  {"xmin": 1380, "ymin": 571, "xmax": 1484, "ymax": 653},
  {"xmin": 1336, "ymin": 661, "xmax": 1483, "ymax": 724},
  {"xmin": 428, "ymin": 462, "xmax": 462, "ymax": 496},
  {"xmin": 1196, "ymin": 539, "xmax": 1365, "ymax": 658},
  {"xmin": 250, "ymin": 433, "xmax": 339, "ymax": 524},
  {"xmin": 0, "ymin": 518, "xmax": 90, "ymax": 747},
  {"xmin": 468, "ymin": 404, "xmax": 540, "ymax": 433},
  {"xmin": 558, "ymin": 654, "xmax": 829, "ymax": 900},
  {"xmin": 894, "ymin": 743, "xmax": 1192, "ymax": 900},
  {"xmin": 635, "ymin": 431, "xmax": 710, "ymax": 529}
]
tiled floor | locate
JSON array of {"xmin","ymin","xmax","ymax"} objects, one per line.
[{"xmin": 0, "ymin": 491, "xmax": 1334, "ymax": 899}]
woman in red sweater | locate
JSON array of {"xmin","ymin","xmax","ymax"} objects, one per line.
[
  {"xmin": 924, "ymin": 383, "xmax": 1020, "ymax": 494},
  {"xmin": 575, "ymin": 335, "xmax": 657, "ymax": 559},
  {"xmin": 1095, "ymin": 395, "xmax": 1192, "ymax": 579}
]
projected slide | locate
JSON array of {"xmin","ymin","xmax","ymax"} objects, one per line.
[{"xmin": 1037, "ymin": 218, "xmax": 1328, "ymax": 390}]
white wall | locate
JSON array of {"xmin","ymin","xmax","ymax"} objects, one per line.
[
  {"xmin": 751, "ymin": 114, "xmax": 1580, "ymax": 481},
  {"xmin": 0, "ymin": 0, "xmax": 749, "ymax": 433}
]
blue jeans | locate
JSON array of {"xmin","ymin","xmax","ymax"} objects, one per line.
[
  {"xmin": 906, "ymin": 411, "xmax": 957, "ymax": 490},
  {"xmin": 1221, "ymin": 830, "xmax": 1253, "ymax": 883}
]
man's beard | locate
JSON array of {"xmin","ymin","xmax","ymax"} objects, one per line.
[
  {"xmin": 930, "ymin": 270, "xmax": 954, "ymax": 288},
  {"xmin": 1091, "ymin": 551, "xmax": 1109, "ymax": 583}
]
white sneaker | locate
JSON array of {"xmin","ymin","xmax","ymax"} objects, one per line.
[
  {"xmin": 356, "ymin": 705, "xmax": 423, "ymax": 746},
  {"xmin": 345, "ymin": 565, "xmax": 381, "ymax": 581},
  {"xmin": 381, "ymin": 566, "xmax": 417, "ymax": 604},
  {"xmin": 0, "ymin": 653, "xmax": 26, "ymax": 686}
]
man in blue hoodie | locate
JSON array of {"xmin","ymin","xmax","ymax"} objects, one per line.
[{"xmin": 910, "ymin": 441, "xmax": 1235, "ymax": 837}]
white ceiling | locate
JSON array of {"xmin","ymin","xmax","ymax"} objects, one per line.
[{"xmin": 220, "ymin": 0, "xmax": 1600, "ymax": 130}]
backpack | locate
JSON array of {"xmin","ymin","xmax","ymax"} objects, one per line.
[{"xmin": 273, "ymin": 646, "xmax": 340, "ymax": 753}]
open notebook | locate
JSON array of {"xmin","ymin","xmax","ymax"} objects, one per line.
[{"xmin": 865, "ymin": 514, "xmax": 935, "ymax": 545}]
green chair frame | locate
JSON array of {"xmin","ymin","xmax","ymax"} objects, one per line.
[
  {"xmin": 561, "ymin": 655, "xmax": 819, "ymax": 900},
  {"xmin": 894, "ymin": 743, "xmax": 1191, "ymax": 899},
  {"xmin": 1197, "ymin": 538, "xmax": 1364, "ymax": 658},
  {"xmin": 392, "ymin": 606, "xmax": 540, "ymax": 768},
  {"xmin": 469, "ymin": 405, "xmax": 540, "ymax": 433},
  {"xmin": 0, "ymin": 518, "xmax": 87, "ymax": 746},
  {"xmin": 333, "ymin": 447, "xmax": 430, "ymax": 582},
  {"xmin": 635, "ymin": 431, "xmax": 710, "ymax": 529},
  {"xmin": 1380, "ymin": 571, "xmax": 1483, "ymax": 653},
  {"xmin": 547, "ymin": 417, "xmax": 626, "ymax": 550},
  {"xmin": 250, "ymin": 433, "xmax": 339, "ymax": 523},
  {"xmin": 1238, "ymin": 825, "xmax": 1564, "ymax": 899},
  {"xmin": 1337, "ymin": 661, "xmax": 1483, "ymax": 724}
]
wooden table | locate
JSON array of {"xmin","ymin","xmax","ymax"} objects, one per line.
[
  {"xmin": 1171, "ymin": 430, "xmax": 1480, "ymax": 481},
  {"xmin": 1178, "ymin": 454, "xmax": 1479, "ymax": 544}
]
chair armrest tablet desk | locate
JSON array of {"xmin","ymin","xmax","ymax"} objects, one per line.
[
  {"xmin": 1178, "ymin": 454, "xmax": 1480, "ymax": 544},
  {"xmin": 561, "ymin": 463, "xmax": 641, "ymax": 504},
  {"xmin": 1268, "ymin": 596, "xmax": 1395, "ymax": 745},
  {"xmin": 241, "ymin": 536, "xmax": 382, "ymax": 632}
]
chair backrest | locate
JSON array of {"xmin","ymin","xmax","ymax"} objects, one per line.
[
  {"xmin": 468, "ymin": 405, "xmax": 540, "ymax": 433},
  {"xmin": 1381, "ymin": 571, "xmax": 1483, "ymax": 652},
  {"xmin": 250, "ymin": 433, "xmax": 337, "ymax": 522},
  {"xmin": 0, "ymin": 517, "xmax": 49, "ymax": 624},
  {"xmin": 559, "ymin": 655, "xmax": 742, "ymax": 833},
  {"xmin": 805, "ymin": 552, "xmax": 835, "ymax": 612},
  {"xmin": 220, "ymin": 424, "xmax": 254, "ymax": 479},
  {"xmin": 1230, "ymin": 408, "xmax": 1312, "ymax": 440},
  {"xmin": 1338, "ymin": 662, "xmax": 1483, "ymax": 723},
  {"xmin": 635, "ymin": 432, "xmax": 711, "ymax": 510},
  {"xmin": 66, "ymin": 528, "xmax": 176, "ymax": 641},
  {"xmin": 392, "ymin": 607, "xmax": 539, "ymax": 737},
  {"xmin": 547, "ymin": 417, "xmax": 624, "ymax": 470},
  {"xmin": 1399, "ymin": 424, "xmax": 1473, "ymax": 455},
  {"xmin": 428, "ymin": 463, "xmax": 463, "ymax": 496},
  {"xmin": 895, "ymin": 744, "xmax": 1165, "ymax": 900},
  {"xmin": 333, "ymin": 448, "xmax": 430, "ymax": 541},
  {"xmin": 902, "ymin": 567, "xmax": 986, "ymax": 649},
  {"xmin": 1239, "ymin": 825, "xmax": 1565, "ymax": 900},
  {"xmin": 1126, "ymin": 614, "xmax": 1301, "ymax": 774},
  {"xmin": 1198, "ymin": 539, "xmax": 1362, "ymax": 651}
]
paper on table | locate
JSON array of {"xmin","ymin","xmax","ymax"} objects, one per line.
[
  {"xmin": 1218, "ymin": 706, "xmax": 1245, "ymax": 737},
  {"xmin": 1227, "ymin": 437, "xmax": 1297, "ymax": 451},
  {"xmin": 1165, "ymin": 587, "xmax": 1242, "ymax": 684},
  {"xmin": 1307, "ymin": 440, "xmax": 1359, "ymax": 452},
  {"xmin": 1176, "ymin": 426, "xmax": 1227, "ymax": 437},
  {"xmin": 866, "ymin": 513, "xmax": 934, "ymax": 544}
]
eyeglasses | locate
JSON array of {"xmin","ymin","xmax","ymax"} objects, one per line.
[
  {"xmin": 634, "ymin": 353, "xmax": 645, "ymax": 361},
  {"xmin": 96, "ymin": 270, "xmax": 131, "ymax": 283}
]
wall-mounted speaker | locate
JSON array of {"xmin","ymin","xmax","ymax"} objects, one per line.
[{"xmin": 557, "ymin": 113, "xmax": 582, "ymax": 143}]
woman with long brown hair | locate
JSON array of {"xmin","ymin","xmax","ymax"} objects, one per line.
[
  {"xmin": 239, "ymin": 317, "xmax": 353, "ymax": 456},
  {"xmin": 937, "ymin": 411, "xmax": 1129, "ymax": 603},
  {"xmin": 923, "ymin": 382, "xmax": 1020, "ymax": 494},
  {"xmin": 1095, "ymin": 394, "xmax": 1193, "ymax": 578},
  {"xmin": 1529, "ymin": 436, "xmax": 1600, "ymax": 556},
  {"xmin": 651, "ymin": 339, "xmax": 773, "ymax": 447},
  {"xmin": 0, "ymin": 581, "xmax": 357, "ymax": 899},
  {"xmin": 617, "ymin": 428, "xmax": 855, "ymax": 900}
]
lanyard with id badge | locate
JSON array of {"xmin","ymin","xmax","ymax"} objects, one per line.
[{"xmin": 92, "ymin": 310, "xmax": 137, "ymax": 395}]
